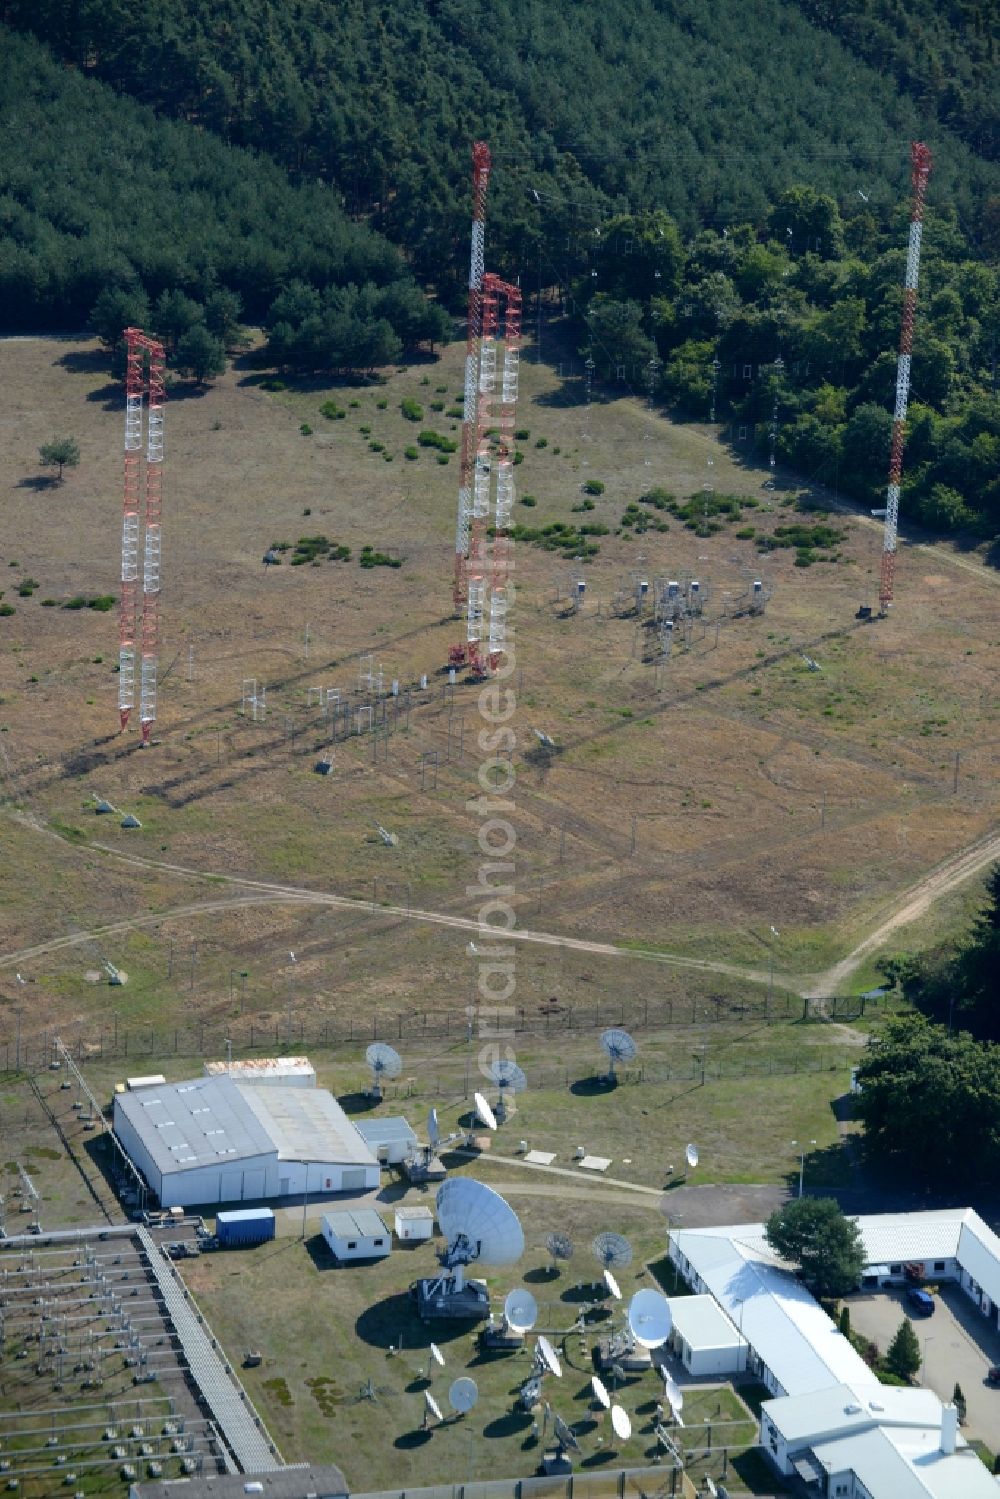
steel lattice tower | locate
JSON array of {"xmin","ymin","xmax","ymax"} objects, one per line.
[
  {"xmin": 118, "ymin": 327, "xmax": 166, "ymax": 745},
  {"xmin": 879, "ymin": 142, "xmax": 932, "ymax": 613},
  {"xmin": 454, "ymin": 142, "xmax": 492, "ymax": 614}
]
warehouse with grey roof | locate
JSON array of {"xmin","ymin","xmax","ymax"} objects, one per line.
[{"xmin": 113, "ymin": 1075, "xmax": 380, "ymax": 1208}]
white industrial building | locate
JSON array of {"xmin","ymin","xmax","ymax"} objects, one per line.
[
  {"xmin": 322, "ymin": 1208, "xmax": 391, "ymax": 1262},
  {"xmin": 203, "ymin": 1056, "xmax": 316, "ymax": 1088},
  {"xmin": 354, "ymin": 1116, "xmax": 419, "ymax": 1165},
  {"xmin": 670, "ymin": 1209, "xmax": 1000, "ymax": 1495},
  {"xmin": 113, "ymin": 1075, "xmax": 379, "ymax": 1208},
  {"xmin": 665, "ymin": 1294, "xmax": 747, "ymax": 1377}
]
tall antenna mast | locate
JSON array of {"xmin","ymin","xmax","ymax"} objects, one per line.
[
  {"xmin": 878, "ymin": 142, "xmax": 932, "ymax": 614},
  {"xmin": 118, "ymin": 327, "xmax": 166, "ymax": 744},
  {"xmin": 454, "ymin": 142, "xmax": 492, "ymax": 615}
]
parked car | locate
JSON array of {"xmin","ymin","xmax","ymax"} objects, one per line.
[{"xmin": 906, "ymin": 1286, "xmax": 935, "ymax": 1315}]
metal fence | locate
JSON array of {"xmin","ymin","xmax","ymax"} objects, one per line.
[{"xmin": 0, "ymin": 990, "xmax": 902, "ymax": 1078}]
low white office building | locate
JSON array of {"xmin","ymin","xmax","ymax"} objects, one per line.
[
  {"xmin": 353, "ymin": 1116, "xmax": 419, "ymax": 1165},
  {"xmin": 322, "ymin": 1209, "xmax": 391, "ymax": 1262},
  {"xmin": 670, "ymin": 1209, "xmax": 1000, "ymax": 1495},
  {"xmin": 394, "ymin": 1204, "xmax": 434, "ymax": 1242},
  {"xmin": 113, "ymin": 1076, "xmax": 379, "ymax": 1208}
]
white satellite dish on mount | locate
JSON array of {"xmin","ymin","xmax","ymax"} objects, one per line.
[
  {"xmin": 504, "ymin": 1288, "xmax": 539, "ymax": 1333},
  {"xmin": 664, "ymin": 1373, "xmax": 685, "ymax": 1421},
  {"xmin": 591, "ymin": 1375, "xmax": 610, "ymax": 1410},
  {"xmin": 435, "ymin": 1179, "xmax": 525, "ymax": 1268},
  {"xmin": 537, "ymin": 1335, "xmax": 562, "ymax": 1378},
  {"xmin": 610, "ymin": 1405, "xmax": 632, "ymax": 1442},
  {"xmin": 685, "ymin": 1143, "xmax": 699, "ymax": 1170},
  {"xmin": 627, "ymin": 1289, "xmax": 672, "ymax": 1349},
  {"xmin": 424, "ymin": 1390, "xmax": 443, "ymax": 1422},
  {"xmin": 430, "ymin": 1343, "xmax": 445, "ymax": 1368},
  {"xmin": 473, "ymin": 1091, "xmax": 498, "ymax": 1131},
  {"xmin": 449, "ymin": 1377, "xmax": 479, "ymax": 1414},
  {"xmin": 428, "ymin": 1109, "xmax": 441, "ymax": 1149},
  {"xmin": 604, "ymin": 1268, "xmax": 622, "ymax": 1300}
]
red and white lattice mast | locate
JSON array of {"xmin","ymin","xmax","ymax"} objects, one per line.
[
  {"xmin": 482, "ymin": 273, "xmax": 521, "ymax": 669},
  {"xmin": 118, "ymin": 327, "xmax": 166, "ymax": 745},
  {"xmin": 454, "ymin": 142, "xmax": 492, "ymax": 616},
  {"xmin": 878, "ymin": 142, "xmax": 932, "ymax": 614}
]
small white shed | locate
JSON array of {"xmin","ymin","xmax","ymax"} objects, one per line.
[
  {"xmin": 354, "ymin": 1116, "xmax": 419, "ymax": 1165},
  {"xmin": 322, "ymin": 1208, "xmax": 391, "ymax": 1262},
  {"xmin": 394, "ymin": 1204, "xmax": 434, "ymax": 1243},
  {"xmin": 668, "ymin": 1294, "xmax": 747, "ymax": 1377}
]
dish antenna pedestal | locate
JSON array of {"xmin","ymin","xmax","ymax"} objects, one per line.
[
  {"xmin": 599, "ymin": 1028, "xmax": 637, "ymax": 1085},
  {"xmin": 487, "ymin": 1059, "xmax": 527, "ymax": 1122},
  {"xmin": 413, "ymin": 1179, "xmax": 523, "ymax": 1323},
  {"xmin": 365, "ymin": 1042, "xmax": 402, "ymax": 1102},
  {"xmin": 480, "ymin": 1287, "xmax": 538, "ymax": 1351}
]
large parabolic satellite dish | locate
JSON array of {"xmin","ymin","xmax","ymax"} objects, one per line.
[
  {"xmin": 600, "ymin": 1028, "xmax": 637, "ymax": 1080},
  {"xmin": 504, "ymin": 1288, "xmax": 539, "ymax": 1333},
  {"xmin": 366, "ymin": 1042, "xmax": 402, "ymax": 1091},
  {"xmin": 627, "ymin": 1289, "xmax": 672, "ymax": 1349},
  {"xmin": 435, "ymin": 1178, "xmax": 524, "ymax": 1267}
]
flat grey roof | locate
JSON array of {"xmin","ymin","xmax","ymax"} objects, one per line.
[
  {"xmin": 355, "ymin": 1116, "xmax": 419, "ymax": 1145},
  {"xmin": 238, "ymin": 1085, "xmax": 378, "ymax": 1167},
  {"xmin": 323, "ymin": 1209, "xmax": 388, "ymax": 1240},
  {"xmin": 130, "ymin": 1464, "xmax": 347, "ymax": 1498},
  {"xmin": 114, "ymin": 1076, "xmax": 276, "ymax": 1177}
]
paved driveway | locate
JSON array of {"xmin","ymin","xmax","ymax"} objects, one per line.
[{"xmin": 845, "ymin": 1282, "xmax": 1000, "ymax": 1445}]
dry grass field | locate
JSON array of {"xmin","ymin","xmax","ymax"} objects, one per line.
[{"xmin": 0, "ymin": 329, "xmax": 998, "ymax": 1052}]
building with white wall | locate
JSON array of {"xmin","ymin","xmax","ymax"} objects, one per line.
[
  {"xmin": 666, "ymin": 1294, "xmax": 747, "ymax": 1377},
  {"xmin": 670, "ymin": 1209, "xmax": 1000, "ymax": 1495},
  {"xmin": 354, "ymin": 1116, "xmax": 419, "ymax": 1165},
  {"xmin": 322, "ymin": 1209, "xmax": 391, "ymax": 1262},
  {"xmin": 113, "ymin": 1076, "xmax": 379, "ymax": 1208}
]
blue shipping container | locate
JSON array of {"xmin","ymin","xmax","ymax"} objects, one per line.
[{"xmin": 216, "ymin": 1207, "xmax": 276, "ymax": 1247}]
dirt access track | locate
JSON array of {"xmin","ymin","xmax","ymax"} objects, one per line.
[{"xmin": 0, "ymin": 334, "xmax": 998, "ymax": 1035}]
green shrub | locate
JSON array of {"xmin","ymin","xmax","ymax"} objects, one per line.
[
  {"xmin": 436, "ymin": 453, "xmax": 450, "ymax": 464},
  {"xmin": 583, "ymin": 479, "xmax": 605, "ymax": 495},
  {"xmin": 735, "ymin": 526, "xmax": 756, "ymax": 539},
  {"xmin": 418, "ymin": 429, "xmax": 458, "ymax": 453},
  {"xmin": 299, "ymin": 422, "xmax": 312, "ymax": 435},
  {"xmin": 639, "ymin": 487, "xmax": 674, "ymax": 510},
  {"xmin": 404, "ymin": 446, "xmax": 419, "ymax": 461},
  {"xmin": 41, "ymin": 598, "xmax": 57, "ymax": 607},
  {"xmin": 319, "ymin": 400, "xmax": 346, "ymax": 420},
  {"xmin": 513, "ymin": 450, "xmax": 524, "ymax": 465},
  {"xmin": 520, "ymin": 494, "xmax": 537, "ymax": 507},
  {"xmin": 515, "ymin": 428, "xmax": 530, "ymax": 441},
  {"xmin": 0, "ymin": 603, "xmax": 14, "ymax": 617},
  {"xmin": 430, "ymin": 400, "xmax": 444, "ymax": 412},
  {"xmin": 359, "ymin": 546, "xmax": 402, "ymax": 569},
  {"xmin": 376, "ymin": 398, "xmax": 388, "ymax": 409},
  {"xmin": 359, "ymin": 424, "xmax": 371, "ymax": 435},
  {"xmin": 87, "ymin": 595, "xmax": 116, "ymax": 612},
  {"xmin": 535, "ymin": 437, "xmax": 548, "ymax": 448},
  {"xmin": 447, "ymin": 406, "xmax": 464, "ymax": 419},
  {"xmin": 401, "ymin": 397, "xmax": 424, "ymax": 421},
  {"xmin": 63, "ymin": 595, "xmax": 88, "ymax": 609},
  {"xmin": 369, "ymin": 440, "xmax": 384, "ymax": 452},
  {"xmin": 261, "ymin": 377, "xmax": 287, "ymax": 392}
]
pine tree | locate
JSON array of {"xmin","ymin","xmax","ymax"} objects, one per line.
[
  {"xmin": 885, "ymin": 1317, "xmax": 921, "ymax": 1381},
  {"xmin": 839, "ymin": 1305, "xmax": 851, "ymax": 1338}
]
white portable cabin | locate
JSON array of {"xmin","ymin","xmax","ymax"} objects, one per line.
[
  {"xmin": 394, "ymin": 1204, "xmax": 434, "ymax": 1242},
  {"xmin": 126, "ymin": 1074, "xmax": 167, "ymax": 1091},
  {"xmin": 354, "ymin": 1116, "xmax": 419, "ymax": 1165},
  {"xmin": 322, "ymin": 1208, "xmax": 391, "ymax": 1262},
  {"xmin": 203, "ymin": 1056, "xmax": 316, "ymax": 1088}
]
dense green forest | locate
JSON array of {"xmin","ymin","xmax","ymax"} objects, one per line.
[
  {"xmin": 795, "ymin": 0, "xmax": 998, "ymax": 163},
  {"xmin": 857, "ymin": 867, "xmax": 1000, "ymax": 1186},
  {"xmin": 4, "ymin": 0, "xmax": 999, "ymax": 296},
  {"xmin": 0, "ymin": 27, "xmax": 435, "ymax": 345}
]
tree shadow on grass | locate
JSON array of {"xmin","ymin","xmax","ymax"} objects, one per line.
[
  {"xmin": 17, "ymin": 475, "xmax": 60, "ymax": 491},
  {"xmin": 56, "ymin": 348, "xmax": 107, "ymax": 375}
]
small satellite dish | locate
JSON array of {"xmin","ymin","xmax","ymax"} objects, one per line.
[
  {"xmin": 428, "ymin": 1108, "xmax": 441, "ymax": 1148},
  {"xmin": 610, "ymin": 1406, "xmax": 632, "ymax": 1442},
  {"xmin": 685, "ymin": 1143, "xmax": 699, "ymax": 1171},
  {"xmin": 604, "ymin": 1268, "xmax": 622, "ymax": 1300},
  {"xmin": 628, "ymin": 1289, "xmax": 672, "ymax": 1349},
  {"xmin": 553, "ymin": 1413, "xmax": 581, "ymax": 1454},
  {"xmin": 449, "ymin": 1377, "xmax": 479, "ymax": 1414},
  {"xmin": 600, "ymin": 1028, "xmax": 637, "ymax": 1079},
  {"xmin": 430, "ymin": 1343, "xmax": 445, "ymax": 1368},
  {"xmin": 474, "ymin": 1091, "xmax": 498, "ymax": 1131},
  {"xmin": 665, "ymin": 1374, "xmax": 684, "ymax": 1416},
  {"xmin": 504, "ymin": 1288, "xmax": 539, "ymax": 1333},
  {"xmin": 591, "ymin": 1375, "xmax": 610, "ymax": 1410},
  {"xmin": 592, "ymin": 1231, "xmax": 633, "ymax": 1271},
  {"xmin": 366, "ymin": 1042, "xmax": 402, "ymax": 1098},
  {"xmin": 435, "ymin": 1179, "xmax": 525, "ymax": 1267},
  {"xmin": 488, "ymin": 1059, "xmax": 527, "ymax": 1095},
  {"xmin": 537, "ymin": 1335, "xmax": 562, "ymax": 1378},
  {"xmin": 424, "ymin": 1390, "xmax": 443, "ymax": 1422},
  {"xmin": 545, "ymin": 1232, "xmax": 574, "ymax": 1268},
  {"xmin": 533, "ymin": 729, "xmax": 556, "ymax": 749}
]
